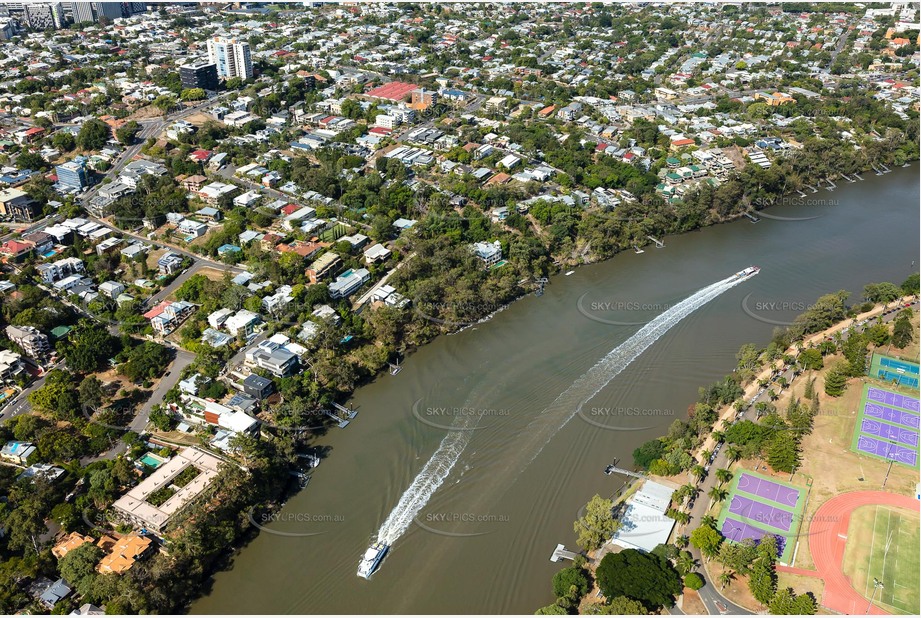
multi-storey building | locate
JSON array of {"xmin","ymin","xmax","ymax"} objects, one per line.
[
  {"xmin": 207, "ymin": 37, "xmax": 253, "ymax": 80},
  {"xmin": 179, "ymin": 62, "xmax": 218, "ymax": 91}
]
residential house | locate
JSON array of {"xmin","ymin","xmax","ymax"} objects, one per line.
[
  {"xmin": 37, "ymin": 257, "xmax": 84, "ymax": 283},
  {"xmin": 171, "ymin": 394, "xmax": 260, "ymax": 436},
  {"xmin": 52, "ymin": 532, "xmax": 94, "ymax": 560},
  {"xmin": 329, "ymin": 268, "xmax": 371, "ymax": 299},
  {"xmin": 471, "ymin": 240, "xmax": 502, "ymax": 267},
  {"xmin": 1, "ymin": 440, "xmax": 36, "ymax": 464},
  {"xmin": 0, "ymin": 239, "xmax": 34, "ymax": 263},
  {"xmin": 99, "ymin": 281, "xmax": 126, "ymax": 300},
  {"xmin": 0, "ymin": 350, "xmax": 25, "ymax": 383},
  {"xmin": 38, "ymin": 579, "xmax": 72, "ymax": 610},
  {"xmin": 363, "ymin": 243, "xmax": 391, "ymax": 264},
  {"xmin": 242, "ymin": 374, "xmax": 274, "ymax": 400},
  {"xmin": 306, "ymin": 251, "xmax": 341, "ymax": 284},
  {"xmin": 177, "ymin": 219, "xmax": 208, "ymax": 239},
  {"xmin": 224, "ymin": 309, "xmax": 260, "ymax": 337},
  {"xmin": 22, "ymin": 230, "xmax": 53, "ymax": 254},
  {"xmin": 143, "ymin": 300, "xmax": 195, "ymax": 335},
  {"xmin": 157, "ymin": 252, "xmax": 184, "ymax": 276},
  {"xmin": 0, "ymin": 187, "xmax": 39, "ymax": 221},
  {"xmin": 245, "ymin": 341, "xmax": 299, "ymax": 378},
  {"xmin": 5, "ymin": 325, "xmax": 50, "ymax": 360}
]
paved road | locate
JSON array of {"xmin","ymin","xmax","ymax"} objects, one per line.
[
  {"xmin": 1, "ymin": 214, "xmax": 61, "ymax": 243},
  {"xmin": 0, "ymin": 370, "xmax": 50, "ymax": 421},
  {"xmin": 80, "ymin": 92, "xmax": 233, "ymax": 206},
  {"xmin": 143, "ymin": 258, "xmax": 242, "ymax": 308},
  {"xmin": 695, "ymin": 580, "xmax": 749, "ymax": 615},
  {"xmin": 828, "ymin": 27, "xmax": 852, "ymax": 70},
  {"xmin": 132, "ymin": 347, "xmax": 196, "ymax": 433}
]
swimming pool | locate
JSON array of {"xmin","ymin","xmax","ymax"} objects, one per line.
[{"xmin": 140, "ymin": 453, "xmax": 166, "ymax": 469}]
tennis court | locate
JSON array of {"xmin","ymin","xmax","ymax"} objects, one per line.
[{"xmin": 870, "ymin": 353, "xmax": 920, "ymax": 389}]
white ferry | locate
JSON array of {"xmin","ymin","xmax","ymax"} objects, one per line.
[
  {"xmin": 735, "ymin": 266, "xmax": 760, "ymax": 279},
  {"xmin": 357, "ymin": 542, "xmax": 389, "ymax": 579}
]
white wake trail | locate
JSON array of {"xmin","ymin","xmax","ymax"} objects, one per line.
[{"xmin": 370, "ymin": 271, "xmax": 750, "ymax": 550}]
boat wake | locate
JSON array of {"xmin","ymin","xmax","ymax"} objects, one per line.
[
  {"xmin": 376, "ymin": 414, "xmax": 478, "ymax": 544},
  {"xmin": 371, "ymin": 269, "xmax": 755, "ymax": 551}
]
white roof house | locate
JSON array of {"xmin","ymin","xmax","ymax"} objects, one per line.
[
  {"xmin": 363, "ymin": 243, "xmax": 391, "ymax": 263},
  {"xmin": 609, "ymin": 480, "xmax": 677, "ymax": 553}
]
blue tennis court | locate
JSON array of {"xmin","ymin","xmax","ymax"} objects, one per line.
[
  {"xmin": 881, "ymin": 357, "xmax": 920, "ymax": 374},
  {"xmin": 871, "ymin": 354, "xmax": 921, "ymax": 389},
  {"xmin": 877, "ymin": 370, "xmax": 919, "ymax": 388}
]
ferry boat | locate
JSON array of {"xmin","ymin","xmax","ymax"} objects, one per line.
[
  {"xmin": 357, "ymin": 542, "xmax": 389, "ymax": 579},
  {"xmin": 735, "ymin": 266, "xmax": 760, "ymax": 280}
]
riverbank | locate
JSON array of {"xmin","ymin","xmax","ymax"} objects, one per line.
[
  {"xmin": 192, "ymin": 163, "xmax": 919, "ymax": 615},
  {"xmin": 683, "ymin": 296, "xmax": 919, "ymax": 613},
  {"xmin": 692, "ymin": 295, "xmax": 919, "ymax": 464}
]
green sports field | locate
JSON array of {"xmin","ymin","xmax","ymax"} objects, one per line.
[{"xmin": 843, "ymin": 505, "xmax": 921, "ymax": 614}]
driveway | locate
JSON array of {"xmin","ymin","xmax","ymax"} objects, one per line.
[{"xmin": 131, "ymin": 348, "xmax": 196, "ymax": 433}]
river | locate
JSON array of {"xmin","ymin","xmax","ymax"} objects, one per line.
[{"xmin": 192, "ymin": 165, "xmax": 919, "ymax": 614}]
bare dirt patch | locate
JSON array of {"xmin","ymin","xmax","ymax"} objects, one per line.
[
  {"xmin": 126, "ymin": 105, "xmax": 165, "ymax": 121},
  {"xmin": 680, "ymin": 588, "xmax": 707, "ymax": 614}
]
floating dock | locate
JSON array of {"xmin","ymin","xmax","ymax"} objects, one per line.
[
  {"xmin": 323, "ymin": 410, "xmax": 350, "ymax": 428},
  {"xmin": 743, "ymin": 212, "xmax": 760, "ymax": 223},
  {"xmin": 646, "ymin": 235, "xmax": 664, "ymax": 248},
  {"xmin": 550, "ymin": 544, "xmax": 579, "ymax": 562},
  {"xmin": 603, "ymin": 464, "xmax": 646, "ymax": 479}
]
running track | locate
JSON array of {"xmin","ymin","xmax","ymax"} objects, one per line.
[{"xmin": 778, "ymin": 491, "xmax": 919, "ymax": 615}]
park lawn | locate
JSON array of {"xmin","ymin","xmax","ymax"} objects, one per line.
[
  {"xmin": 842, "ymin": 505, "xmax": 920, "ymax": 615},
  {"xmin": 777, "ymin": 571, "xmax": 825, "ymax": 608}
]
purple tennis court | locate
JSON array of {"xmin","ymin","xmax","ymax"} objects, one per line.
[
  {"xmin": 867, "ymin": 387, "xmax": 920, "ymax": 413},
  {"xmin": 860, "ymin": 418, "xmax": 919, "ymax": 447},
  {"xmin": 721, "ymin": 517, "xmax": 786, "ymax": 554},
  {"xmin": 864, "ymin": 402, "xmax": 920, "ymax": 429},
  {"xmin": 728, "ymin": 495, "xmax": 794, "ymax": 531},
  {"xmin": 857, "ymin": 435, "xmax": 918, "ymax": 467},
  {"xmin": 736, "ymin": 473, "xmax": 801, "ymax": 507}
]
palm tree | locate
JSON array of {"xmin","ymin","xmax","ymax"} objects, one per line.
[
  {"xmin": 675, "ymin": 535, "xmax": 690, "ymax": 549},
  {"xmin": 702, "ymin": 515, "xmax": 718, "ymax": 529},
  {"xmin": 758, "ymin": 378, "xmax": 769, "ymax": 388},
  {"xmin": 732, "ymin": 400, "xmax": 745, "ymax": 413},
  {"xmin": 711, "ymin": 430, "xmax": 725, "ymax": 443},
  {"xmin": 719, "ymin": 570, "xmax": 736, "ymax": 590},
  {"xmin": 715, "ymin": 468, "xmax": 733, "ymax": 486},
  {"xmin": 676, "ymin": 552, "xmax": 699, "ymax": 574},
  {"xmin": 777, "ymin": 376, "xmax": 789, "ymax": 390},
  {"xmin": 672, "ymin": 510, "xmax": 691, "ymax": 526},
  {"xmin": 708, "ymin": 486, "xmax": 728, "ymax": 508},
  {"xmin": 681, "ymin": 483, "xmax": 700, "ymax": 501},
  {"xmin": 690, "ymin": 465, "xmax": 706, "ymax": 482},
  {"xmin": 768, "ymin": 389, "xmax": 779, "ymax": 402},
  {"xmin": 701, "ymin": 449, "xmax": 712, "ymax": 463},
  {"xmin": 725, "ymin": 446, "xmax": 742, "ymax": 464}
]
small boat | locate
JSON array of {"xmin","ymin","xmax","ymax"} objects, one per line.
[
  {"xmin": 734, "ymin": 266, "xmax": 760, "ymax": 280},
  {"xmin": 565, "ymin": 270, "xmax": 575, "ymax": 276},
  {"xmin": 634, "ymin": 246, "xmax": 644, "ymax": 254},
  {"xmin": 357, "ymin": 542, "xmax": 389, "ymax": 579}
]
